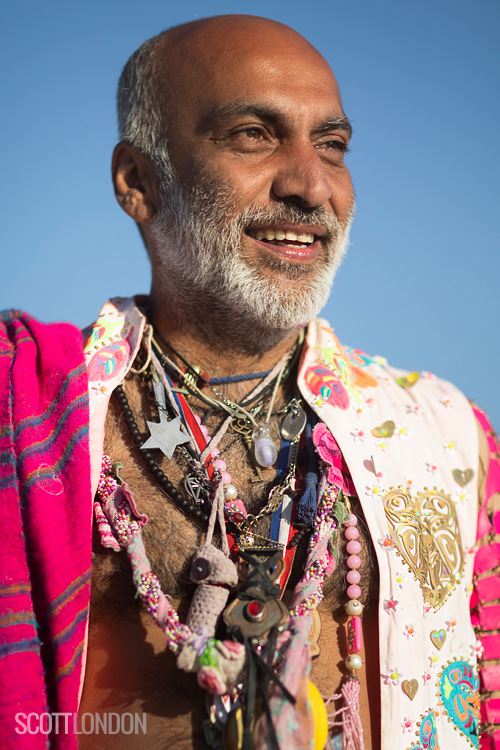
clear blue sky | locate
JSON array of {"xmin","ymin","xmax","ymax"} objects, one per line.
[{"xmin": 1, "ymin": 0, "xmax": 499, "ymax": 428}]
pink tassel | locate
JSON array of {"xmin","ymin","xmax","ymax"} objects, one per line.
[{"xmin": 341, "ymin": 678, "xmax": 364, "ymax": 750}]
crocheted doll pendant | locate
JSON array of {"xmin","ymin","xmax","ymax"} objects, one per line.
[{"xmin": 223, "ymin": 550, "xmax": 289, "ymax": 639}]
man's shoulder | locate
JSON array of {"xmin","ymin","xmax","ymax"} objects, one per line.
[
  {"xmin": 0, "ymin": 308, "xmax": 86, "ymax": 357},
  {"xmin": 304, "ymin": 317, "xmax": 460, "ymax": 399},
  {"xmin": 82, "ymin": 297, "xmax": 146, "ymax": 418}
]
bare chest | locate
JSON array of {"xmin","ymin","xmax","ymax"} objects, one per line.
[{"xmin": 82, "ymin": 384, "xmax": 380, "ymax": 748}]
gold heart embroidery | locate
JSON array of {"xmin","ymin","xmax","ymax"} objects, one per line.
[
  {"xmin": 396, "ymin": 372, "xmax": 420, "ymax": 388},
  {"xmin": 452, "ymin": 468, "xmax": 475, "ymax": 487},
  {"xmin": 430, "ymin": 629, "xmax": 446, "ymax": 650},
  {"xmin": 401, "ymin": 679, "xmax": 419, "ymax": 700},
  {"xmin": 383, "ymin": 488, "xmax": 464, "ymax": 610},
  {"xmin": 371, "ymin": 420, "xmax": 395, "ymax": 438}
]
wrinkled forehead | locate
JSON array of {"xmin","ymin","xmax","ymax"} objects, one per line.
[{"xmin": 156, "ymin": 21, "xmax": 345, "ymax": 130}]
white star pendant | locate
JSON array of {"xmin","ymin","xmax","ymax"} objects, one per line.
[{"xmin": 141, "ymin": 416, "xmax": 192, "ymax": 459}]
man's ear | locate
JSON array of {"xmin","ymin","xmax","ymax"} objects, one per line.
[{"xmin": 112, "ymin": 143, "xmax": 159, "ymax": 223}]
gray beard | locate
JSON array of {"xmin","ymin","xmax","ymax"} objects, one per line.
[{"xmin": 149, "ymin": 163, "xmax": 353, "ymax": 352}]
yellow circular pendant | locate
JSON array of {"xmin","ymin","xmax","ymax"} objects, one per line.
[
  {"xmin": 222, "ymin": 706, "xmax": 244, "ymax": 750},
  {"xmin": 305, "ymin": 679, "xmax": 329, "ymax": 750},
  {"xmin": 222, "ymin": 681, "xmax": 328, "ymax": 750}
]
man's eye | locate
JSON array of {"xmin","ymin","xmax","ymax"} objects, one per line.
[
  {"xmin": 319, "ymin": 139, "xmax": 349, "ymax": 153},
  {"xmin": 235, "ymin": 128, "xmax": 263, "ymax": 139},
  {"xmin": 225, "ymin": 127, "xmax": 271, "ymax": 152}
]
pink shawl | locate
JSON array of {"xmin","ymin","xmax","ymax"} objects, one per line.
[
  {"xmin": 0, "ymin": 310, "xmax": 91, "ymax": 749},
  {"xmin": 472, "ymin": 405, "xmax": 500, "ymax": 749}
]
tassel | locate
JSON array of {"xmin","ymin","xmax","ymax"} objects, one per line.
[
  {"xmin": 297, "ymin": 473, "xmax": 318, "ymax": 523},
  {"xmin": 296, "ymin": 412, "xmax": 319, "ymax": 524},
  {"xmin": 341, "ymin": 678, "xmax": 364, "ymax": 750}
]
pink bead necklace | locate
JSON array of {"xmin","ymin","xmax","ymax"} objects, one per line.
[
  {"xmin": 344, "ymin": 509, "xmax": 364, "ymax": 675},
  {"xmin": 193, "ymin": 414, "xmax": 238, "ymax": 501}
]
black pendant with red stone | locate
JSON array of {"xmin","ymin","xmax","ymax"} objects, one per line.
[{"xmin": 222, "ymin": 549, "xmax": 289, "ymax": 640}]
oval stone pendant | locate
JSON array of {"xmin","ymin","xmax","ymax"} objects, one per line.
[
  {"xmin": 252, "ymin": 423, "xmax": 278, "ymax": 467},
  {"xmin": 281, "ymin": 405, "xmax": 307, "ymax": 441}
]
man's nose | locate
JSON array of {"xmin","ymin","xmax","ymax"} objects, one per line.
[{"xmin": 271, "ymin": 143, "xmax": 332, "ymax": 208}]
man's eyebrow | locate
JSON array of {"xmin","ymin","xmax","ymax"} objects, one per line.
[
  {"xmin": 197, "ymin": 103, "xmax": 281, "ymax": 132},
  {"xmin": 197, "ymin": 103, "xmax": 352, "ymax": 138},
  {"xmin": 315, "ymin": 116, "xmax": 353, "ymax": 139}
]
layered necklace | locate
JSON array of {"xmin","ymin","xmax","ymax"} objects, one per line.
[
  {"xmin": 118, "ymin": 329, "xmax": 314, "ymax": 553},
  {"xmin": 94, "ymin": 330, "xmax": 366, "ymax": 750}
]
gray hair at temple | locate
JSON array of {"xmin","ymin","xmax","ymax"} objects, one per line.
[{"xmin": 116, "ymin": 30, "xmax": 175, "ymax": 179}]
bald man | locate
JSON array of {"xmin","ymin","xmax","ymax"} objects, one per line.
[
  {"xmin": 82, "ymin": 14, "xmax": 368, "ymax": 747},
  {"xmin": 2, "ymin": 13, "xmax": 498, "ymax": 750}
]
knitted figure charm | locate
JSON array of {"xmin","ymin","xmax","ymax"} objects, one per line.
[
  {"xmin": 95, "ymin": 457, "xmax": 245, "ymax": 696},
  {"xmin": 189, "ymin": 545, "xmax": 239, "ymax": 632},
  {"xmin": 177, "ymin": 545, "xmax": 246, "ymax": 693},
  {"xmin": 183, "ymin": 636, "xmax": 246, "ymax": 696}
]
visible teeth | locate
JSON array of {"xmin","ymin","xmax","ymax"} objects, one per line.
[{"xmin": 252, "ymin": 229, "xmax": 315, "ymax": 244}]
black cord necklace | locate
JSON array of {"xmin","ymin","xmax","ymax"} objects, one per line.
[
  {"xmin": 113, "ymin": 382, "xmax": 312, "ymax": 550},
  {"xmin": 114, "ymin": 384, "xmax": 210, "ymax": 523}
]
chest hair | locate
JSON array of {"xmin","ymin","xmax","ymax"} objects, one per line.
[{"xmin": 90, "ymin": 375, "xmax": 379, "ymax": 622}]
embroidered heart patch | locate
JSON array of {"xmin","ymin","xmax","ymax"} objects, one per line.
[
  {"xmin": 430, "ymin": 629, "xmax": 446, "ymax": 650},
  {"xmin": 401, "ymin": 678, "xmax": 418, "ymax": 700},
  {"xmin": 452, "ymin": 468, "xmax": 475, "ymax": 487},
  {"xmin": 383, "ymin": 488, "xmax": 464, "ymax": 610},
  {"xmin": 396, "ymin": 371, "xmax": 420, "ymax": 388},
  {"xmin": 439, "ymin": 660, "xmax": 479, "ymax": 746},
  {"xmin": 371, "ymin": 420, "xmax": 395, "ymax": 438}
]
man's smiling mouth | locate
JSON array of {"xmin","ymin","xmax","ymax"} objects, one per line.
[{"xmin": 247, "ymin": 228, "xmax": 316, "ymax": 249}]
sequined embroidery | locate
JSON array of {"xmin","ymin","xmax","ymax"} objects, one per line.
[
  {"xmin": 406, "ymin": 710, "xmax": 439, "ymax": 749},
  {"xmin": 438, "ymin": 660, "xmax": 479, "ymax": 747},
  {"xmin": 383, "ymin": 488, "xmax": 464, "ymax": 610},
  {"xmin": 306, "ymin": 330, "xmax": 378, "ymax": 407}
]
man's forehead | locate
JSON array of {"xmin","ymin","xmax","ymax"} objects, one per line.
[
  {"xmin": 154, "ymin": 15, "xmax": 344, "ymax": 119},
  {"xmin": 159, "ymin": 14, "xmax": 321, "ymax": 62}
]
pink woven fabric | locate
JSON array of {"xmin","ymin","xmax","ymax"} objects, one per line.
[
  {"xmin": 0, "ymin": 311, "xmax": 92, "ymax": 749},
  {"xmin": 472, "ymin": 406, "xmax": 500, "ymax": 749}
]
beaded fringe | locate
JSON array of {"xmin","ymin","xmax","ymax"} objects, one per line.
[{"xmin": 326, "ymin": 679, "xmax": 365, "ymax": 750}]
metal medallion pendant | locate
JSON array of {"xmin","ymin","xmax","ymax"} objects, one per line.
[
  {"xmin": 184, "ymin": 473, "xmax": 211, "ymax": 505},
  {"xmin": 281, "ymin": 403, "xmax": 307, "ymax": 441}
]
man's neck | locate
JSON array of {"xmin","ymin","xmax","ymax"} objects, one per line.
[{"xmin": 147, "ymin": 292, "xmax": 304, "ymax": 392}]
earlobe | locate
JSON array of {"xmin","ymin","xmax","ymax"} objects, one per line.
[{"xmin": 111, "ymin": 143, "xmax": 158, "ymax": 223}]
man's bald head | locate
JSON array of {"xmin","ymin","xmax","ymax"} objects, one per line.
[{"xmin": 117, "ymin": 15, "xmax": 341, "ymax": 167}]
